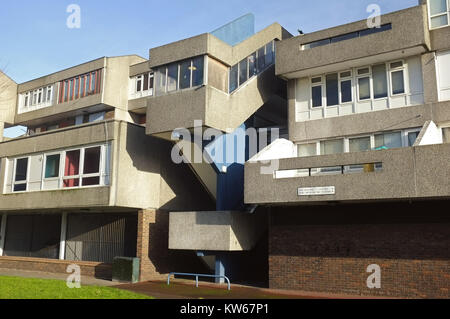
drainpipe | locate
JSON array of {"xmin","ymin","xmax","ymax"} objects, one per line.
[
  {"xmin": 0, "ymin": 214, "xmax": 7, "ymax": 256},
  {"xmin": 59, "ymin": 212, "xmax": 68, "ymax": 260}
]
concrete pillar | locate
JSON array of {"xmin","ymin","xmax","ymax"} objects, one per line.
[
  {"xmin": 215, "ymin": 255, "xmax": 226, "ymax": 284},
  {"xmin": 0, "ymin": 122, "xmax": 4, "ymax": 143},
  {"xmin": 0, "ymin": 214, "xmax": 7, "ymax": 256},
  {"xmin": 421, "ymin": 52, "xmax": 439, "ymax": 105},
  {"xmin": 59, "ymin": 212, "xmax": 68, "ymax": 260}
]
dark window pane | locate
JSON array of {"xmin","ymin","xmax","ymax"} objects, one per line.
[
  {"xmin": 83, "ymin": 147, "xmax": 101, "ymax": 174},
  {"xmin": 45, "ymin": 155, "xmax": 60, "ymax": 178},
  {"xmin": 257, "ymin": 47, "xmax": 266, "ymax": 72},
  {"xmin": 312, "ymin": 86, "xmax": 322, "ymax": 107},
  {"xmin": 229, "ymin": 64, "xmax": 238, "ymax": 93},
  {"xmin": 136, "ymin": 77, "xmax": 142, "ymax": 92},
  {"xmin": 167, "ymin": 64, "xmax": 178, "ymax": 92},
  {"xmin": 180, "ymin": 60, "xmax": 191, "ymax": 89},
  {"xmin": 149, "ymin": 74, "xmax": 154, "ymax": 90},
  {"xmin": 265, "ymin": 42, "xmax": 274, "ymax": 65},
  {"xmin": 192, "ymin": 57, "xmax": 204, "ymax": 87},
  {"xmin": 82, "ymin": 177, "xmax": 100, "ymax": 186},
  {"xmin": 408, "ymin": 132, "xmax": 419, "ymax": 147},
  {"xmin": 143, "ymin": 74, "xmax": 149, "ymax": 91},
  {"xmin": 341, "ymin": 80, "xmax": 352, "ymax": 103},
  {"xmin": 63, "ymin": 179, "xmax": 79, "ymax": 188},
  {"xmin": 359, "ymin": 23, "xmax": 392, "ymax": 36},
  {"xmin": 14, "ymin": 184, "xmax": 27, "ymax": 192},
  {"xmin": 330, "ymin": 32, "xmax": 358, "ymax": 43},
  {"xmin": 239, "ymin": 59, "xmax": 248, "ymax": 85},
  {"xmin": 15, "ymin": 158, "xmax": 28, "ymax": 182},
  {"xmin": 326, "ymin": 73, "xmax": 339, "ymax": 106}
]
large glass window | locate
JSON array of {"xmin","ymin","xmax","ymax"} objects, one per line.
[
  {"xmin": 429, "ymin": 0, "xmax": 449, "ymax": 29},
  {"xmin": 58, "ymin": 70, "xmax": 102, "ymax": 104},
  {"xmin": 320, "ymin": 139, "xmax": 344, "ymax": 155},
  {"xmin": 407, "ymin": 131, "xmax": 420, "ymax": 147},
  {"xmin": 82, "ymin": 147, "xmax": 101, "ymax": 186},
  {"xmin": 312, "ymin": 86, "xmax": 322, "ymax": 108},
  {"xmin": 326, "ymin": 73, "xmax": 339, "ymax": 106},
  {"xmin": 358, "ymin": 77, "xmax": 371, "ymax": 100},
  {"xmin": 64, "ymin": 150, "xmax": 80, "ymax": 188},
  {"xmin": 167, "ymin": 64, "xmax": 178, "ymax": 92},
  {"xmin": 391, "ymin": 70, "xmax": 405, "ymax": 95},
  {"xmin": 372, "ymin": 64, "xmax": 388, "ymax": 99},
  {"xmin": 192, "ymin": 56, "xmax": 204, "ymax": 87},
  {"xmin": 239, "ymin": 59, "xmax": 248, "ymax": 86},
  {"xmin": 374, "ymin": 132, "xmax": 402, "ymax": 149},
  {"xmin": 179, "ymin": 60, "xmax": 191, "ymax": 90},
  {"xmin": 340, "ymin": 71, "xmax": 352, "ymax": 104},
  {"xmin": 349, "ymin": 136, "xmax": 371, "ymax": 152},
  {"xmin": 155, "ymin": 67, "xmax": 167, "ymax": 96},
  {"xmin": 298, "ymin": 143, "xmax": 317, "ymax": 157},
  {"xmin": 229, "ymin": 64, "xmax": 239, "ymax": 93}
]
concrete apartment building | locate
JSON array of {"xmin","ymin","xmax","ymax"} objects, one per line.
[{"xmin": 0, "ymin": 0, "xmax": 449, "ymax": 298}]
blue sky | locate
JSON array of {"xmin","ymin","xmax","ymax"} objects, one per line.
[{"xmin": 1, "ymin": 0, "xmax": 418, "ymax": 137}]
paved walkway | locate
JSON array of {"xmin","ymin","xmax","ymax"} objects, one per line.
[{"xmin": 0, "ymin": 268, "xmax": 116, "ymax": 287}]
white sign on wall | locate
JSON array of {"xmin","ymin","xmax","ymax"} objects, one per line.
[{"xmin": 298, "ymin": 186, "xmax": 336, "ymax": 196}]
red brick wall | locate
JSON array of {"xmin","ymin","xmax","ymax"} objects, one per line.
[
  {"xmin": 0, "ymin": 256, "xmax": 112, "ymax": 279},
  {"xmin": 136, "ymin": 210, "xmax": 209, "ymax": 282},
  {"xmin": 269, "ymin": 203, "xmax": 450, "ymax": 298}
]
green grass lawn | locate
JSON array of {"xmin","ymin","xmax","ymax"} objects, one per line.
[{"xmin": 0, "ymin": 276, "xmax": 152, "ymax": 299}]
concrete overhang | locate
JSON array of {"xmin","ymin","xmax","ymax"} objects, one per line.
[
  {"xmin": 169, "ymin": 210, "xmax": 267, "ymax": 251},
  {"xmin": 276, "ymin": 5, "xmax": 430, "ymax": 78},
  {"xmin": 148, "ymin": 23, "xmax": 291, "ymax": 69}
]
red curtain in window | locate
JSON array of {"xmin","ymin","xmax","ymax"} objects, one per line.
[{"xmin": 64, "ymin": 150, "xmax": 80, "ymax": 187}]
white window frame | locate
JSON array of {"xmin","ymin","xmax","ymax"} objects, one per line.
[
  {"xmin": 356, "ymin": 67, "xmax": 372, "ymax": 102},
  {"xmin": 389, "ymin": 60, "xmax": 407, "ymax": 97},
  {"xmin": 12, "ymin": 157, "xmax": 30, "ymax": 193},
  {"xmin": 42, "ymin": 152, "xmax": 63, "ymax": 190},
  {"xmin": 19, "ymin": 85, "xmax": 54, "ymax": 114},
  {"xmin": 428, "ymin": 0, "xmax": 450, "ymax": 30},
  {"xmin": 310, "ymin": 76, "xmax": 324, "ymax": 108},
  {"xmin": 339, "ymin": 71, "xmax": 353, "ymax": 104}
]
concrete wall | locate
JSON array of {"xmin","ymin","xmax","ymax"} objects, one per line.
[
  {"xmin": 149, "ymin": 23, "xmax": 291, "ymax": 68},
  {"xmin": 146, "ymin": 65, "xmax": 286, "ymax": 134},
  {"xmin": 288, "ymin": 101, "xmax": 450, "ymax": 144},
  {"xmin": 14, "ymin": 56, "xmax": 145, "ymax": 127},
  {"xmin": 276, "ymin": 5, "xmax": 429, "ymax": 78},
  {"xmin": 168, "ymin": 210, "xmax": 266, "ymax": 251},
  {"xmin": 245, "ymin": 143, "xmax": 450, "ymax": 204},
  {"xmin": 0, "ymin": 72, "xmax": 17, "ymax": 126}
]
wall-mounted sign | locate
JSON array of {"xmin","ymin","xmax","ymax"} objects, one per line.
[{"xmin": 298, "ymin": 186, "xmax": 335, "ymax": 196}]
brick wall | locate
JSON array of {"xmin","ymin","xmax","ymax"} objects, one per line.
[
  {"xmin": 0, "ymin": 256, "xmax": 112, "ymax": 279},
  {"xmin": 137, "ymin": 209, "xmax": 209, "ymax": 282},
  {"xmin": 269, "ymin": 202, "xmax": 450, "ymax": 298}
]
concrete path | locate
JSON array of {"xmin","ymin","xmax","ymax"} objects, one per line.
[{"xmin": 0, "ymin": 268, "xmax": 116, "ymax": 287}]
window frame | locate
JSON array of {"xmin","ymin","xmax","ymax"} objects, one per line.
[
  {"xmin": 389, "ymin": 60, "xmax": 406, "ymax": 97},
  {"xmin": 310, "ymin": 76, "xmax": 324, "ymax": 108},
  {"xmin": 428, "ymin": 0, "xmax": 450, "ymax": 30},
  {"xmin": 356, "ymin": 67, "xmax": 372, "ymax": 102},
  {"xmin": 12, "ymin": 157, "xmax": 30, "ymax": 193}
]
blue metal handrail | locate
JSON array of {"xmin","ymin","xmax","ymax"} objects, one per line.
[{"xmin": 167, "ymin": 272, "xmax": 231, "ymax": 291}]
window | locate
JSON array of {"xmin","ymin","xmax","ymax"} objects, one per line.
[
  {"xmin": 320, "ymin": 139, "xmax": 344, "ymax": 155},
  {"xmin": 180, "ymin": 61, "xmax": 191, "ymax": 89},
  {"xmin": 298, "ymin": 143, "xmax": 317, "ymax": 157},
  {"xmin": 132, "ymin": 72, "xmax": 154, "ymax": 98},
  {"xmin": 82, "ymin": 146, "xmax": 101, "ymax": 186},
  {"xmin": 192, "ymin": 56, "xmax": 204, "ymax": 87},
  {"xmin": 428, "ymin": 0, "xmax": 449, "ymax": 29},
  {"xmin": 13, "ymin": 158, "xmax": 28, "ymax": 192},
  {"xmin": 407, "ymin": 131, "xmax": 420, "ymax": 147},
  {"xmin": 167, "ymin": 64, "xmax": 178, "ymax": 92},
  {"xmin": 312, "ymin": 85, "xmax": 323, "ymax": 108},
  {"xmin": 358, "ymin": 77, "xmax": 371, "ymax": 100},
  {"xmin": 64, "ymin": 150, "xmax": 80, "ymax": 188},
  {"xmin": 19, "ymin": 85, "xmax": 54, "ymax": 113},
  {"xmin": 372, "ymin": 64, "xmax": 388, "ymax": 99},
  {"xmin": 155, "ymin": 67, "xmax": 167, "ymax": 96},
  {"xmin": 301, "ymin": 24, "xmax": 392, "ymax": 50},
  {"xmin": 136, "ymin": 75, "xmax": 142, "ymax": 92},
  {"xmin": 326, "ymin": 73, "xmax": 339, "ymax": 106},
  {"xmin": 229, "ymin": 41, "xmax": 275, "ymax": 93},
  {"xmin": 58, "ymin": 69, "xmax": 102, "ymax": 104},
  {"xmin": 349, "ymin": 136, "xmax": 371, "ymax": 153},
  {"xmin": 239, "ymin": 58, "xmax": 248, "ymax": 86},
  {"xmin": 45, "ymin": 154, "xmax": 60, "ymax": 179},
  {"xmin": 230, "ymin": 64, "xmax": 239, "ymax": 93},
  {"xmin": 340, "ymin": 71, "xmax": 352, "ymax": 104},
  {"xmin": 374, "ymin": 132, "xmax": 402, "ymax": 149}
]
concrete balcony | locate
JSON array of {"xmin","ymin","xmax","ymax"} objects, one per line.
[
  {"xmin": 245, "ymin": 143, "xmax": 450, "ymax": 205},
  {"xmin": 14, "ymin": 55, "xmax": 146, "ymax": 128},
  {"xmin": 0, "ymin": 120, "xmax": 211, "ymax": 212},
  {"xmin": 169, "ymin": 210, "xmax": 267, "ymax": 251},
  {"xmin": 276, "ymin": 5, "xmax": 430, "ymax": 79},
  {"xmin": 146, "ymin": 65, "xmax": 285, "ymax": 136}
]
